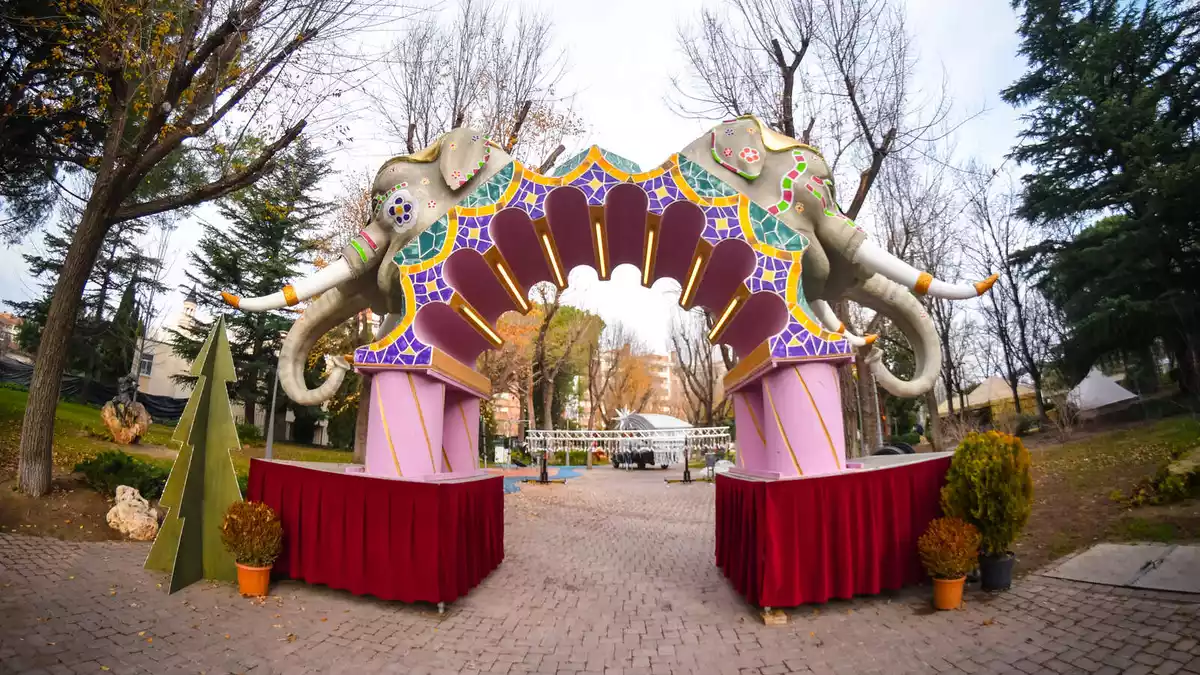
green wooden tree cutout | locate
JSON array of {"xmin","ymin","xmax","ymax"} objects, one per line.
[{"xmin": 145, "ymin": 316, "xmax": 243, "ymax": 592}]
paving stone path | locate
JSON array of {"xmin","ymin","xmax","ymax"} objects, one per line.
[{"xmin": 1, "ymin": 468, "xmax": 1198, "ymax": 675}]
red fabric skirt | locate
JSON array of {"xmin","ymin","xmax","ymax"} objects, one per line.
[
  {"xmin": 715, "ymin": 456, "xmax": 950, "ymax": 607},
  {"xmin": 247, "ymin": 459, "xmax": 504, "ymax": 604}
]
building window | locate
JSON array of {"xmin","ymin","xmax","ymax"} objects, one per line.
[{"xmin": 139, "ymin": 352, "xmax": 154, "ymax": 376}]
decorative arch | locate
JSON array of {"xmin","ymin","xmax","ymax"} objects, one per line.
[{"xmin": 354, "ymin": 148, "xmax": 851, "ymax": 385}]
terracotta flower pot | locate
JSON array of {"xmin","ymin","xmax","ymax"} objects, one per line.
[
  {"xmin": 236, "ymin": 563, "xmax": 272, "ymax": 597},
  {"xmin": 932, "ymin": 576, "xmax": 965, "ymax": 610}
]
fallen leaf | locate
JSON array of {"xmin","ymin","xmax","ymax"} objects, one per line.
[
  {"xmin": 273, "ymin": 613, "xmax": 281, "ymax": 618},
  {"xmin": 67, "ymin": 576, "xmax": 74, "ymax": 580},
  {"xmin": 138, "ymin": 631, "xmax": 145, "ymax": 637},
  {"xmin": 320, "ymin": 617, "xmax": 327, "ymax": 622},
  {"xmin": 146, "ymin": 638, "xmax": 152, "ymax": 643},
  {"xmin": 224, "ymin": 634, "xmax": 230, "ymax": 640},
  {"xmin": 46, "ymin": 642, "xmax": 55, "ymax": 646},
  {"xmin": 100, "ymin": 667, "xmax": 109, "ymax": 672},
  {"xmin": 982, "ymin": 618, "xmax": 994, "ymax": 626}
]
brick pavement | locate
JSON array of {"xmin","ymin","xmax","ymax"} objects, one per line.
[{"xmin": 1, "ymin": 468, "xmax": 1198, "ymax": 675}]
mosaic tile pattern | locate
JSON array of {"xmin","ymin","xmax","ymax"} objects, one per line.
[
  {"xmin": 394, "ymin": 215, "xmax": 449, "ymax": 267},
  {"xmin": 355, "ymin": 148, "xmax": 851, "ymax": 368},
  {"xmin": 458, "ymin": 162, "xmax": 515, "ymax": 208},
  {"xmin": 550, "ymin": 148, "xmax": 591, "ymax": 178},
  {"xmin": 600, "ymin": 149, "xmax": 641, "ymax": 175},
  {"xmin": 677, "ymin": 155, "xmax": 739, "ymax": 198}
]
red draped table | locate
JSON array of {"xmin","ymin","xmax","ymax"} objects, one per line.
[
  {"xmin": 247, "ymin": 459, "xmax": 504, "ymax": 604},
  {"xmin": 715, "ymin": 454, "xmax": 951, "ymax": 607}
]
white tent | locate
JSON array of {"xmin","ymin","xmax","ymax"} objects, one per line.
[
  {"xmin": 1069, "ymin": 369, "xmax": 1137, "ymax": 414},
  {"xmin": 937, "ymin": 376, "xmax": 1035, "ymax": 416}
]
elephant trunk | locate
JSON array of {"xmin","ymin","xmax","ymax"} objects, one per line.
[
  {"xmin": 846, "ymin": 273, "xmax": 941, "ymax": 398},
  {"xmin": 277, "ymin": 286, "xmax": 370, "ymax": 406}
]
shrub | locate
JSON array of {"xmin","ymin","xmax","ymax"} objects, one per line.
[
  {"xmin": 236, "ymin": 422, "xmax": 264, "ymax": 444},
  {"xmin": 940, "ymin": 431, "xmax": 1033, "ymax": 556},
  {"xmin": 74, "ymin": 451, "xmax": 169, "ymax": 499},
  {"xmin": 219, "ymin": 501, "xmax": 283, "ymax": 567},
  {"xmin": 918, "ymin": 517, "xmax": 982, "ymax": 580},
  {"xmin": 890, "ymin": 432, "xmax": 922, "ymax": 446}
]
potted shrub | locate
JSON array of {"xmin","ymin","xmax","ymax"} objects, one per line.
[
  {"xmin": 918, "ymin": 517, "xmax": 981, "ymax": 610},
  {"xmin": 219, "ymin": 501, "xmax": 283, "ymax": 597},
  {"xmin": 940, "ymin": 431, "xmax": 1033, "ymax": 591}
]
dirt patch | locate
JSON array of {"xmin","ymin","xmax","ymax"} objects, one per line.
[{"xmin": 0, "ymin": 474, "xmax": 125, "ymax": 542}]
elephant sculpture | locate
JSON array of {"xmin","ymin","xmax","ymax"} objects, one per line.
[
  {"xmin": 221, "ymin": 128, "xmax": 513, "ymax": 405},
  {"xmin": 680, "ymin": 114, "xmax": 995, "ymax": 398},
  {"xmin": 224, "ymin": 117, "xmax": 992, "ymax": 408}
]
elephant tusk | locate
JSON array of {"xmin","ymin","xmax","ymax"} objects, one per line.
[
  {"xmin": 852, "ymin": 240, "xmax": 995, "ymax": 300},
  {"xmin": 811, "ymin": 299, "xmax": 872, "ymax": 347},
  {"xmin": 222, "ymin": 258, "xmax": 357, "ymax": 312}
]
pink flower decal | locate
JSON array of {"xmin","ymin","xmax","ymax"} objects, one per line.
[
  {"xmin": 739, "ymin": 147, "xmax": 761, "ymax": 163},
  {"xmin": 427, "ymin": 200, "xmax": 437, "ymax": 209},
  {"xmin": 449, "ymin": 142, "xmax": 457, "ymax": 150},
  {"xmin": 724, "ymin": 128, "xmax": 735, "ymax": 136},
  {"xmin": 722, "ymin": 147, "xmax": 734, "ymax": 158},
  {"xmin": 450, "ymin": 170, "xmax": 463, "ymax": 182}
]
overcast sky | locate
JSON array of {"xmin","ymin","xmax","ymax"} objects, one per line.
[{"xmin": 0, "ymin": 0, "xmax": 1025, "ymax": 354}]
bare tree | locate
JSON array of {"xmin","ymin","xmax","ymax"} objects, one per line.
[
  {"xmin": 964, "ymin": 164, "xmax": 1056, "ymax": 421},
  {"xmin": 378, "ymin": 0, "xmax": 585, "ymax": 167},
  {"xmin": 671, "ymin": 308, "xmax": 729, "ymax": 426},
  {"xmin": 586, "ymin": 321, "xmax": 644, "ymax": 428}
]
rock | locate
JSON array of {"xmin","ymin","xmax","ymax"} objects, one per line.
[
  {"xmin": 101, "ymin": 400, "xmax": 152, "ymax": 445},
  {"xmin": 106, "ymin": 485, "xmax": 159, "ymax": 541}
]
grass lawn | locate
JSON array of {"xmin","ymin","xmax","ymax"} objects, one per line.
[
  {"xmin": 0, "ymin": 386, "xmax": 351, "ymax": 541},
  {"xmin": 1016, "ymin": 415, "xmax": 1200, "ymax": 573}
]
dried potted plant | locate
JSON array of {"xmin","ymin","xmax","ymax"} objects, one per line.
[
  {"xmin": 219, "ymin": 501, "xmax": 283, "ymax": 597},
  {"xmin": 940, "ymin": 431, "xmax": 1033, "ymax": 591},
  {"xmin": 918, "ymin": 517, "xmax": 982, "ymax": 610}
]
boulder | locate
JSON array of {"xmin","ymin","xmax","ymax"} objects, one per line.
[
  {"xmin": 106, "ymin": 485, "xmax": 159, "ymax": 541},
  {"xmin": 101, "ymin": 400, "xmax": 152, "ymax": 445}
]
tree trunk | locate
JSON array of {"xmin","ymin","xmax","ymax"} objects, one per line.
[
  {"xmin": 923, "ymin": 389, "xmax": 941, "ymax": 452},
  {"xmin": 541, "ymin": 380, "xmax": 554, "ymax": 431},
  {"xmin": 244, "ymin": 397, "xmax": 257, "ymax": 431},
  {"xmin": 835, "ymin": 302, "xmax": 860, "ymax": 458},
  {"xmin": 524, "ymin": 370, "xmax": 535, "ymax": 439},
  {"xmin": 352, "ymin": 374, "xmax": 371, "ymax": 464},
  {"xmin": 19, "ymin": 205, "xmax": 113, "ymax": 496},
  {"xmin": 855, "ymin": 352, "xmax": 882, "ymax": 453}
]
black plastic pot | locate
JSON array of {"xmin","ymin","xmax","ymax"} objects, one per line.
[{"xmin": 980, "ymin": 552, "xmax": 1015, "ymax": 591}]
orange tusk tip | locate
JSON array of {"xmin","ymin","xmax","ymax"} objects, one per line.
[
  {"xmin": 220, "ymin": 291, "xmax": 240, "ymax": 308},
  {"xmin": 975, "ymin": 273, "xmax": 1000, "ymax": 295},
  {"xmin": 863, "ymin": 334, "xmax": 878, "ymax": 346},
  {"xmin": 342, "ymin": 354, "xmax": 354, "ymax": 364}
]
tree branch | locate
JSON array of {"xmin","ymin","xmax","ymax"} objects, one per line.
[{"xmin": 111, "ymin": 121, "xmax": 305, "ymax": 224}]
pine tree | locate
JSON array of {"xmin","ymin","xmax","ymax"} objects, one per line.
[
  {"xmin": 1005, "ymin": 0, "xmax": 1200, "ymax": 391},
  {"xmin": 145, "ymin": 317, "xmax": 243, "ymax": 593},
  {"xmin": 171, "ymin": 136, "xmax": 333, "ymax": 426}
]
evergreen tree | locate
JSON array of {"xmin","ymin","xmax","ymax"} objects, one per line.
[
  {"xmin": 172, "ymin": 137, "xmax": 333, "ymax": 426},
  {"xmin": 1005, "ymin": 0, "xmax": 1200, "ymax": 391},
  {"xmin": 9, "ymin": 216, "xmax": 164, "ymax": 388}
]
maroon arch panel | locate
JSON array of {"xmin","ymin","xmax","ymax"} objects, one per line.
[
  {"xmin": 653, "ymin": 201, "xmax": 705, "ymax": 284},
  {"xmin": 443, "ymin": 249, "xmax": 520, "ymax": 324},
  {"xmin": 604, "ymin": 184, "xmax": 648, "ymax": 269},
  {"xmin": 692, "ymin": 238, "xmax": 755, "ymax": 313},
  {"xmin": 545, "ymin": 187, "xmax": 595, "ymax": 273},
  {"xmin": 413, "ymin": 303, "xmax": 494, "ymax": 366},
  {"xmin": 720, "ymin": 292, "xmax": 789, "ymax": 358},
  {"xmin": 491, "ymin": 208, "xmax": 552, "ymax": 293}
]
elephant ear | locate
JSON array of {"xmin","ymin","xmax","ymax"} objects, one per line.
[
  {"xmin": 438, "ymin": 127, "xmax": 492, "ymax": 190},
  {"xmin": 710, "ymin": 117, "xmax": 766, "ymax": 181}
]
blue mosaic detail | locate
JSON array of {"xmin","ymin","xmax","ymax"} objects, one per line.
[
  {"xmin": 550, "ymin": 148, "xmax": 591, "ymax": 178},
  {"xmin": 459, "ymin": 162, "xmax": 515, "ymax": 208},
  {"xmin": 677, "ymin": 155, "xmax": 739, "ymax": 198},
  {"xmin": 749, "ymin": 201, "xmax": 808, "ymax": 252},
  {"xmin": 600, "ymin": 149, "xmax": 641, "ymax": 175},
  {"xmin": 394, "ymin": 215, "xmax": 449, "ymax": 267}
]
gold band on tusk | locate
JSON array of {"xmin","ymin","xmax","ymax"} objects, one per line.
[
  {"xmin": 283, "ymin": 285, "xmax": 299, "ymax": 306},
  {"xmin": 913, "ymin": 272, "xmax": 934, "ymax": 295}
]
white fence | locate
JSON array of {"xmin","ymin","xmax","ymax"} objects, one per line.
[{"xmin": 525, "ymin": 427, "xmax": 731, "ymax": 468}]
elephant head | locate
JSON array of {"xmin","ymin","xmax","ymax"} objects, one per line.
[
  {"xmin": 221, "ymin": 127, "xmax": 512, "ymax": 405},
  {"xmin": 682, "ymin": 114, "xmax": 997, "ymax": 399}
]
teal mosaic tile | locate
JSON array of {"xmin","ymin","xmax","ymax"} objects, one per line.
[
  {"xmin": 459, "ymin": 162, "xmax": 515, "ymax": 208},
  {"xmin": 749, "ymin": 201, "xmax": 808, "ymax": 252},
  {"xmin": 600, "ymin": 149, "xmax": 641, "ymax": 175},
  {"xmin": 677, "ymin": 155, "xmax": 739, "ymax": 198},
  {"xmin": 394, "ymin": 215, "xmax": 449, "ymax": 267},
  {"xmin": 550, "ymin": 148, "xmax": 591, "ymax": 178}
]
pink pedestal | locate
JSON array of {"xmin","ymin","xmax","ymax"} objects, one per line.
[
  {"xmin": 365, "ymin": 370, "xmax": 482, "ymax": 480},
  {"xmin": 732, "ymin": 361, "xmax": 845, "ymax": 478}
]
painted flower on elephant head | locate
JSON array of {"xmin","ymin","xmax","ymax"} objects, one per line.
[
  {"xmin": 724, "ymin": 128, "xmax": 735, "ymax": 136},
  {"xmin": 450, "ymin": 170, "xmax": 463, "ymax": 183},
  {"xmin": 722, "ymin": 147, "xmax": 734, "ymax": 158},
  {"xmin": 427, "ymin": 200, "xmax": 437, "ymax": 209},
  {"xmin": 739, "ymin": 147, "xmax": 761, "ymax": 163}
]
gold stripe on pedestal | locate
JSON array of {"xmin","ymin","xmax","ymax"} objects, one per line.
[
  {"xmin": 763, "ymin": 378, "xmax": 802, "ymax": 476},
  {"xmin": 793, "ymin": 366, "xmax": 839, "ymax": 470},
  {"xmin": 405, "ymin": 372, "xmax": 437, "ymax": 473}
]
